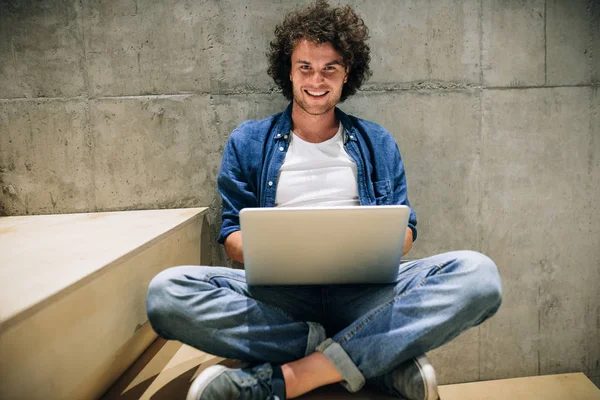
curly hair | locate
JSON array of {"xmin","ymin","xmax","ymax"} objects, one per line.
[{"xmin": 267, "ymin": 0, "xmax": 371, "ymax": 102}]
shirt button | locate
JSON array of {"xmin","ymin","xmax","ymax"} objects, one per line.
[
  {"xmin": 268, "ymin": 181, "xmax": 273, "ymax": 186},
  {"xmin": 350, "ymin": 135, "xmax": 355, "ymax": 140},
  {"xmin": 275, "ymin": 134, "xmax": 281, "ymax": 138},
  {"xmin": 279, "ymin": 146, "xmax": 284, "ymax": 151},
  {"xmin": 284, "ymin": 135, "xmax": 288, "ymax": 139}
]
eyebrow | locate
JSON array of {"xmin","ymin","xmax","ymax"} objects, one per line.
[{"xmin": 295, "ymin": 59, "xmax": 344, "ymax": 66}]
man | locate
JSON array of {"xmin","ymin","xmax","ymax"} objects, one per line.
[{"xmin": 147, "ymin": 2, "xmax": 502, "ymax": 399}]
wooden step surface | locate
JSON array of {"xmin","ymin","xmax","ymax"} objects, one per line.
[
  {"xmin": 104, "ymin": 339, "xmax": 600, "ymax": 399},
  {"xmin": 0, "ymin": 208, "xmax": 208, "ymax": 400},
  {"xmin": 0, "ymin": 208, "xmax": 206, "ymax": 328}
]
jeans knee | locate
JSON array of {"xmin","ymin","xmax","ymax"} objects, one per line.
[
  {"xmin": 460, "ymin": 251, "xmax": 503, "ymax": 313},
  {"xmin": 146, "ymin": 267, "xmax": 183, "ymax": 336}
]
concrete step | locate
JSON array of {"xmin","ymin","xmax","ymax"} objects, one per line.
[
  {"xmin": 104, "ymin": 338, "xmax": 600, "ymax": 399},
  {"xmin": 0, "ymin": 208, "xmax": 209, "ymax": 400}
]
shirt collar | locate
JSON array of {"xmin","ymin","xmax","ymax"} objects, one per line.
[{"xmin": 272, "ymin": 102, "xmax": 359, "ymax": 143}]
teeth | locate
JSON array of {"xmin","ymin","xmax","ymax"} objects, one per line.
[{"xmin": 307, "ymin": 90, "xmax": 327, "ymax": 96}]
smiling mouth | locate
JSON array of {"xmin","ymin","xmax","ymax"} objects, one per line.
[{"xmin": 305, "ymin": 90, "xmax": 329, "ymax": 98}]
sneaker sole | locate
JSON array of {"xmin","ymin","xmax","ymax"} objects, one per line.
[
  {"xmin": 186, "ymin": 365, "xmax": 241, "ymax": 400},
  {"xmin": 415, "ymin": 355, "xmax": 439, "ymax": 400}
]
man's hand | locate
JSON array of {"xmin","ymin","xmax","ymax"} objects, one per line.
[
  {"xmin": 224, "ymin": 231, "xmax": 244, "ymax": 264},
  {"xmin": 403, "ymin": 227, "xmax": 413, "ymax": 256}
]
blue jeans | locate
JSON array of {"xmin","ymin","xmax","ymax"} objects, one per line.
[{"xmin": 146, "ymin": 250, "xmax": 502, "ymax": 392}]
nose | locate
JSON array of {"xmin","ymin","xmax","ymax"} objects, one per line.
[{"xmin": 309, "ymin": 70, "xmax": 326, "ymax": 85}]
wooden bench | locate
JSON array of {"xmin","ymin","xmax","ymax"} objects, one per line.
[{"xmin": 0, "ymin": 208, "xmax": 208, "ymax": 399}]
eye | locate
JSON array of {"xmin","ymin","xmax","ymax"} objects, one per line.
[
  {"xmin": 324, "ymin": 65, "xmax": 340, "ymax": 73},
  {"xmin": 299, "ymin": 65, "xmax": 311, "ymax": 70}
]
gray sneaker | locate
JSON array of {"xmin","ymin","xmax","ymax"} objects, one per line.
[
  {"xmin": 186, "ymin": 363, "xmax": 286, "ymax": 400},
  {"xmin": 368, "ymin": 354, "xmax": 439, "ymax": 400}
]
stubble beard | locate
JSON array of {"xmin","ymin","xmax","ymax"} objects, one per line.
[{"xmin": 292, "ymin": 86, "xmax": 341, "ymax": 117}]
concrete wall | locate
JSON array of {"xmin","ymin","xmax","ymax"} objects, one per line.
[{"xmin": 1, "ymin": 0, "xmax": 598, "ymax": 387}]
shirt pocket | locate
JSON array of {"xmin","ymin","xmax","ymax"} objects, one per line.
[{"xmin": 373, "ymin": 179, "xmax": 392, "ymax": 205}]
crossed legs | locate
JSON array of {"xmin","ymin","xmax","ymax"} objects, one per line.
[{"xmin": 147, "ymin": 250, "xmax": 502, "ymax": 396}]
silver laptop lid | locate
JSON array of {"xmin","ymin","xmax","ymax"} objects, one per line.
[{"xmin": 239, "ymin": 205, "xmax": 410, "ymax": 285}]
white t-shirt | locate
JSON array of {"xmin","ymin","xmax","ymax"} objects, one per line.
[{"xmin": 275, "ymin": 124, "xmax": 360, "ymax": 208}]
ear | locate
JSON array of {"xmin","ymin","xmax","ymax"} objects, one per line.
[{"xmin": 343, "ymin": 67, "xmax": 349, "ymax": 83}]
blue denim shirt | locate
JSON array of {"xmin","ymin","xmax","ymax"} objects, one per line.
[{"xmin": 217, "ymin": 102, "xmax": 417, "ymax": 244}]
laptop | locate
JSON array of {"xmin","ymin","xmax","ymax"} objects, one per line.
[{"xmin": 239, "ymin": 205, "xmax": 410, "ymax": 285}]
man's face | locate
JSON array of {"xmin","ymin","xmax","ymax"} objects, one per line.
[{"xmin": 290, "ymin": 39, "xmax": 348, "ymax": 116}]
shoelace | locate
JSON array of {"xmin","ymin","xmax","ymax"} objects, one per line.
[{"xmin": 240, "ymin": 369, "xmax": 278, "ymax": 400}]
